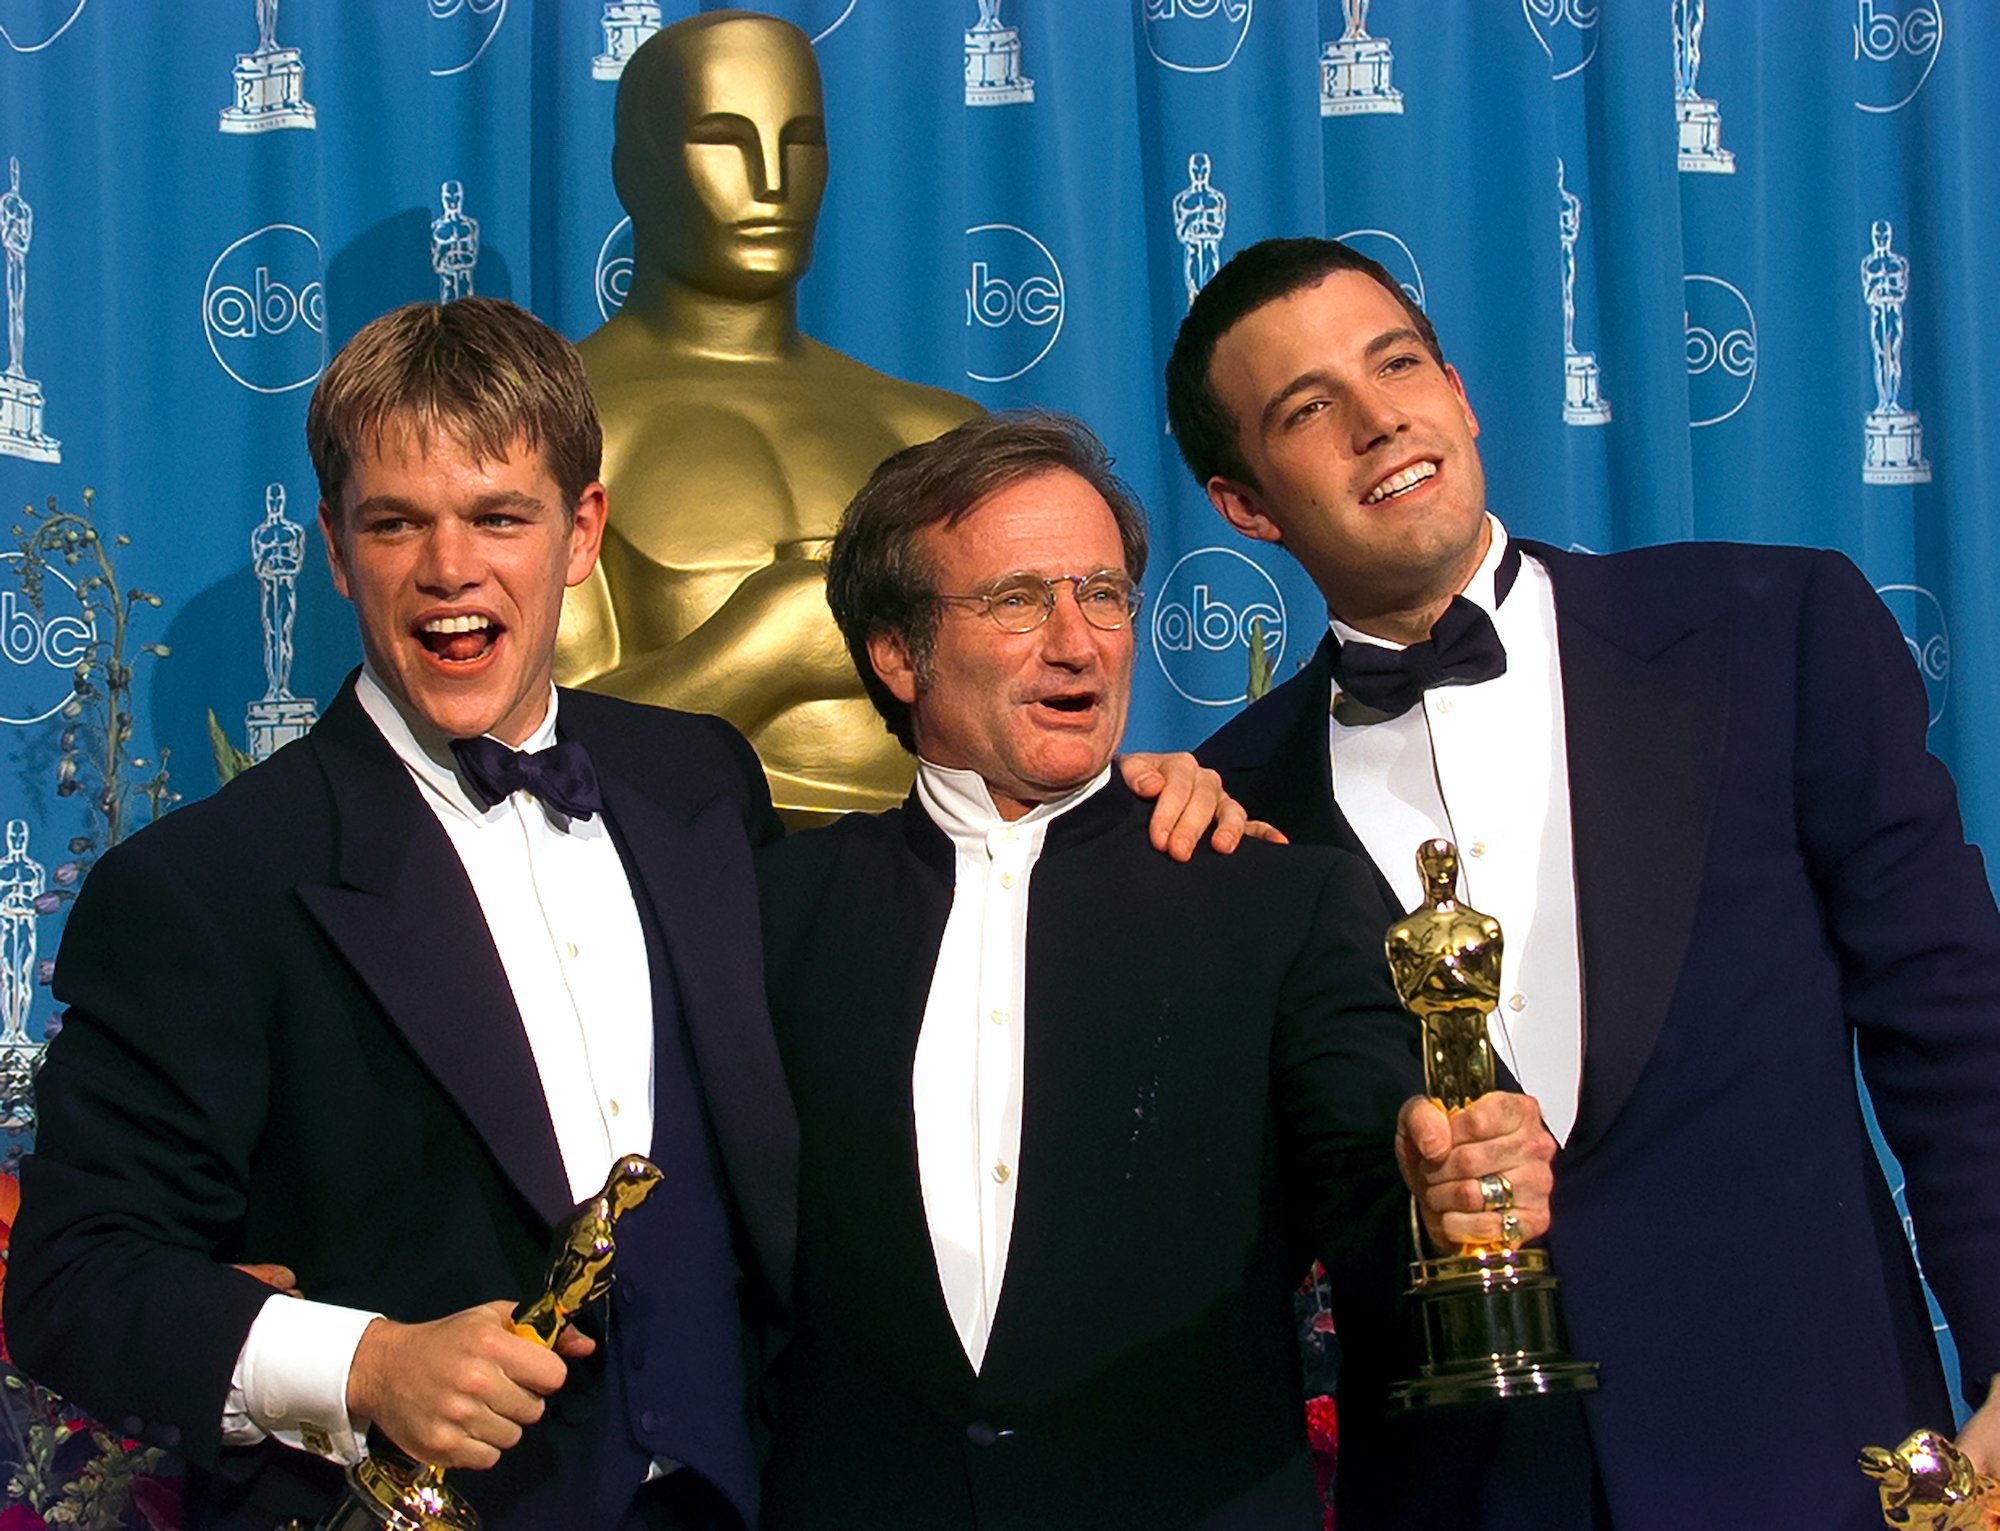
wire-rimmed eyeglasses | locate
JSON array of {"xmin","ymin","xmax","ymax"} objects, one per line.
[{"xmin": 932, "ymin": 570, "xmax": 1143, "ymax": 632}]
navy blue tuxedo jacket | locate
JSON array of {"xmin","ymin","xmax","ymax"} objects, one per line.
[
  {"xmin": 7, "ymin": 679, "xmax": 795, "ymax": 1530},
  {"xmin": 1199, "ymin": 541, "xmax": 2000, "ymax": 1531}
]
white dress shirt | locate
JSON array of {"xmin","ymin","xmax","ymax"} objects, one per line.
[
  {"xmin": 1328, "ymin": 518, "xmax": 1586, "ymax": 1144},
  {"xmin": 911, "ymin": 759, "xmax": 1111, "ymax": 1372},
  {"xmin": 221, "ymin": 671, "xmax": 655, "ymax": 1462}
]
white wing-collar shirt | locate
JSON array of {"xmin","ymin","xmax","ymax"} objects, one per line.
[
  {"xmin": 1327, "ymin": 517, "xmax": 1585, "ymax": 1145},
  {"xmin": 911, "ymin": 758, "xmax": 1112, "ymax": 1372}
]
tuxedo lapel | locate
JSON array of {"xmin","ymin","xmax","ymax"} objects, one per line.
[
  {"xmin": 1531, "ymin": 546, "xmax": 1728, "ymax": 1156},
  {"xmin": 1202, "ymin": 634, "xmax": 1391, "ymax": 907},
  {"xmin": 295, "ymin": 683, "xmax": 573, "ymax": 1228},
  {"xmin": 589, "ymin": 760, "xmax": 800, "ymax": 1294}
]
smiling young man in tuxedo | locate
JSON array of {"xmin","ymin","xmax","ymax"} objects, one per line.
[
  {"xmin": 1171, "ymin": 236, "xmax": 2000, "ymax": 1530},
  {"xmin": 6, "ymin": 298, "xmax": 797, "ymax": 1531},
  {"xmin": 754, "ymin": 409, "xmax": 1557, "ymax": 1531}
]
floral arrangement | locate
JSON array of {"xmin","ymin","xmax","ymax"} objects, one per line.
[
  {"xmin": 1295, "ymin": 1259, "xmax": 1340, "ymax": 1528},
  {"xmin": 0, "ymin": 491, "xmax": 180, "ymax": 1528}
]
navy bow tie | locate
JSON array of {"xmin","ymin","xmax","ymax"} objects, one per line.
[
  {"xmin": 1332, "ymin": 540, "xmax": 1520, "ymax": 720},
  {"xmin": 449, "ymin": 734, "xmax": 603, "ymax": 821},
  {"xmin": 1333, "ymin": 597, "xmax": 1507, "ymax": 719}
]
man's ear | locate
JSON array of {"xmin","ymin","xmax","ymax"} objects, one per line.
[
  {"xmin": 1205, "ymin": 477, "xmax": 1283, "ymax": 545},
  {"xmin": 565, "ymin": 482, "xmax": 609, "ymax": 587},
  {"xmin": 317, "ymin": 500, "xmax": 351, "ymax": 601},
  {"xmin": 867, "ymin": 629, "xmax": 919, "ymax": 706},
  {"xmin": 1443, "ymin": 362, "xmax": 1480, "ymax": 440}
]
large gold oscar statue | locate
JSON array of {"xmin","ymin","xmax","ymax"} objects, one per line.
[{"xmin": 558, "ymin": 11, "xmax": 980, "ymax": 822}]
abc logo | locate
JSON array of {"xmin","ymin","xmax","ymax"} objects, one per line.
[
  {"xmin": 0, "ymin": 556, "xmax": 95, "ymax": 728},
  {"xmin": 1523, "ymin": 0, "xmax": 1601, "ymax": 80},
  {"xmin": 1142, "ymin": 0, "xmax": 1254, "ymax": 73},
  {"xmin": 1854, "ymin": 0, "xmax": 1942, "ymax": 113},
  {"xmin": 428, "ymin": 0, "xmax": 506, "ymax": 77},
  {"xmin": 1150, "ymin": 547, "xmax": 1287, "ymax": 708},
  {"xmin": 0, "ymin": 0, "xmax": 87, "ymax": 54},
  {"xmin": 596, "ymin": 217, "xmax": 633, "ymax": 322},
  {"xmin": 799, "ymin": 0, "xmax": 858, "ymax": 43},
  {"xmin": 1336, "ymin": 228, "xmax": 1426, "ymax": 310},
  {"xmin": 202, "ymin": 224, "xmax": 326, "ymax": 395},
  {"xmin": 1683, "ymin": 274, "xmax": 1758, "ymax": 428},
  {"xmin": 964, "ymin": 223, "xmax": 1065, "ymax": 384},
  {"xmin": 1876, "ymin": 583, "xmax": 1949, "ymax": 726}
]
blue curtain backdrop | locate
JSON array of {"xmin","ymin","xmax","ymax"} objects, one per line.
[{"xmin": 0, "ymin": 0, "xmax": 1989, "ymax": 1397}]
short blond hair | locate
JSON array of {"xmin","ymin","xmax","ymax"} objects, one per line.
[{"xmin": 305, "ymin": 297, "xmax": 602, "ymax": 518}]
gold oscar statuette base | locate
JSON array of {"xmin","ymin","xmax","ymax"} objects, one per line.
[
  {"xmin": 1390, "ymin": 1243, "xmax": 1600, "ymax": 1410},
  {"xmin": 325, "ymin": 1455, "xmax": 478, "ymax": 1531}
]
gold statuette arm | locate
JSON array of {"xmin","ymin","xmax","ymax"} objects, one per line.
[
  {"xmin": 553, "ymin": 563, "xmax": 621, "ymax": 685},
  {"xmin": 582, "ymin": 555, "xmax": 858, "ymax": 724}
]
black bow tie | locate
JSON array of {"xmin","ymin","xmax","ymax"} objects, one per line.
[
  {"xmin": 449, "ymin": 735, "xmax": 603, "ymax": 821},
  {"xmin": 1333, "ymin": 597, "xmax": 1507, "ymax": 719},
  {"xmin": 1332, "ymin": 540, "xmax": 1520, "ymax": 720}
]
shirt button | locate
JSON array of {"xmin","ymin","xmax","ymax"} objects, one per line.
[
  {"xmin": 1469, "ymin": 841, "xmax": 1488, "ymax": 858},
  {"xmin": 992, "ymin": 1162, "xmax": 1011, "ymax": 1184},
  {"xmin": 565, "ymin": 941, "xmax": 580, "ymax": 958},
  {"xmin": 607, "ymin": 1098, "xmax": 621, "ymax": 1116},
  {"xmin": 1434, "ymin": 696, "xmax": 1455, "ymax": 715},
  {"xmin": 998, "ymin": 872, "xmax": 1016, "ymax": 890},
  {"xmin": 989, "ymin": 1008, "xmax": 1006, "ymax": 1025},
  {"xmin": 1508, "ymin": 994, "xmax": 1527, "ymax": 1013}
]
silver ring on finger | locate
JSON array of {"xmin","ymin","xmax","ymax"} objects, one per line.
[
  {"xmin": 1478, "ymin": 1171, "xmax": 1515, "ymax": 1212},
  {"xmin": 1500, "ymin": 1210, "xmax": 1524, "ymax": 1248}
]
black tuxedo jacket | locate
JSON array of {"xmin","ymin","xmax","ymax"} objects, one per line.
[
  {"xmin": 755, "ymin": 780, "xmax": 1422, "ymax": 1531},
  {"xmin": 8, "ymin": 679, "xmax": 795, "ymax": 1530},
  {"xmin": 1200, "ymin": 541, "xmax": 2000, "ymax": 1531}
]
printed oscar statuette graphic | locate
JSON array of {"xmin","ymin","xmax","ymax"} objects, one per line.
[
  {"xmin": 1859, "ymin": 1428, "xmax": 2000, "ymax": 1530},
  {"xmin": 247, "ymin": 484, "xmax": 318, "ymax": 761},
  {"xmin": 1385, "ymin": 840, "xmax": 1598, "ymax": 1408},
  {"xmin": 1860, "ymin": 218, "xmax": 1933, "ymax": 485},
  {"xmin": 218, "ymin": 0, "xmax": 316, "ymax": 134},
  {"xmin": 1672, "ymin": 0, "xmax": 1735, "ymax": 172},
  {"xmin": 1557, "ymin": 158, "xmax": 1612, "ymax": 427},
  {"xmin": 1319, "ymin": 0, "xmax": 1404, "ymax": 117},
  {"xmin": 964, "ymin": 0, "xmax": 1034, "ymax": 106},
  {"xmin": 322, "ymin": 1157, "xmax": 664, "ymax": 1531}
]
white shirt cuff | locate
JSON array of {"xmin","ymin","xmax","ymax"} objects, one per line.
[{"xmin": 222, "ymin": 1292, "xmax": 380, "ymax": 1465}]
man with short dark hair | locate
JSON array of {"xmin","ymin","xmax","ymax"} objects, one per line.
[
  {"xmin": 8, "ymin": 297, "xmax": 796, "ymax": 1530},
  {"xmin": 756, "ymin": 409, "xmax": 1557, "ymax": 1530},
  {"xmin": 1172, "ymin": 236, "xmax": 2000, "ymax": 1529}
]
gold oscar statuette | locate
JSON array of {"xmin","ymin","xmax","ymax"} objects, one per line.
[
  {"xmin": 321, "ymin": 1156, "xmax": 665, "ymax": 1531},
  {"xmin": 1860, "ymin": 1428, "xmax": 2000, "ymax": 1529},
  {"xmin": 557, "ymin": 11, "xmax": 982, "ymax": 827},
  {"xmin": 1385, "ymin": 839, "xmax": 1599, "ymax": 1409}
]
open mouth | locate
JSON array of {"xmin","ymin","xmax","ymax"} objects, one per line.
[
  {"xmin": 1034, "ymin": 692, "xmax": 1098, "ymax": 717},
  {"xmin": 1363, "ymin": 460, "xmax": 1438, "ymax": 505},
  {"xmin": 416, "ymin": 613, "xmax": 498, "ymax": 664}
]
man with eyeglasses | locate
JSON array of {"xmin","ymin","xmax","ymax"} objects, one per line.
[{"xmin": 751, "ymin": 409, "xmax": 1556, "ymax": 1530}]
